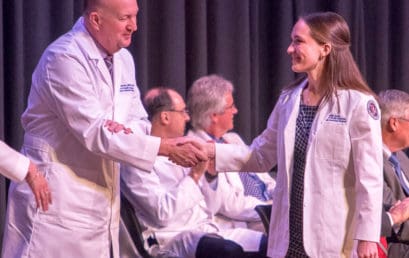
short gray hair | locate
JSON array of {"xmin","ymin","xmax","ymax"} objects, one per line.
[
  {"xmin": 378, "ymin": 89, "xmax": 409, "ymax": 126},
  {"xmin": 187, "ymin": 75, "xmax": 234, "ymax": 130}
]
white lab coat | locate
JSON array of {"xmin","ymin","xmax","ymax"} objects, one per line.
[
  {"xmin": 0, "ymin": 140, "xmax": 29, "ymax": 181},
  {"xmin": 120, "ymin": 156, "xmax": 263, "ymax": 258},
  {"xmin": 215, "ymin": 79, "xmax": 383, "ymax": 258},
  {"xmin": 187, "ymin": 129, "xmax": 275, "ymax": 231},
  {"xmin": 2, "ymin": 18, "xmax": 160, "ymax": 258}
]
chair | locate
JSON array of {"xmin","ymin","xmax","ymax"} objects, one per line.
[
  {"xmin": 255, "ymin": 204, "xmax": 272, "ymax": 234},
  {"xmin": 120, "ymin": 194, "xmax": 152, "ymax": 258}
]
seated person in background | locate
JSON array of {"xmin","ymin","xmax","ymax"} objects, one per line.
[
  {"xmin": 120, "ymin": 87, "xmax": 267, "ymax": 258},
  {"xmin": 379, "ymin": 89, "xmax": 409, "ymax": 257},
  {"xmin": 186, "ymin": 74, "xmax": 275, "ymax": 232}
]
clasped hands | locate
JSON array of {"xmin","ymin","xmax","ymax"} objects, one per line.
[
  {"xmin": 388, "ymin": 197, "xmax": 409, "ymax": 226},
  {"xmin": 104, "ymin": 120, "xmax": 216, "ymax": 168}
]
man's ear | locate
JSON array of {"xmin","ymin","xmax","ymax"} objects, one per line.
[
  {"xmin": 160, "ymin": 111, "xmax": 170, "ymax": 125},
  {"xmin": 88, "ymin": 11, "xmax": 101, "ymax": 31},
  {"xmin": 388, "ymin": 117, "xmax": 399, "ymax": 132},
  {"xmin": 211, "ymin": 113, "xmax": 218, "ymax": 124}
]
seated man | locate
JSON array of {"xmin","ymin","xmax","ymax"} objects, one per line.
[
  {"xmin": 378, "ymin": 89, "xmax": 409, "ymax": 257},
  {"xmin": 186, "ymin": 74, "xmax": 276, "ymax": 231},
  {"xmin": 120, "ymin": 87, "xmax": 267, "ymax": 258}
]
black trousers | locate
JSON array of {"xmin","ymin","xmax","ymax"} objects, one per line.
[{"xmin": 195, "ymin": 234, "xmax": 268, "ymax": 258}]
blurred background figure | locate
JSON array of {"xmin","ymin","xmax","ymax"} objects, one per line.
[
  {"xmin": 120, "ymin": 87, "xmax": 267, "ymax": 258},
  {"xmin": 378, "ymin": 89, "xmax": 409, "ymax": 258},
  {"xmin": 187, "ymin": 74, "xmax": 276, "ymax": 232}
]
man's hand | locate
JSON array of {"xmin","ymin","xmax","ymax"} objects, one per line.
[
  {"xmin": 189, "ymin": 159, "xmax": 209, "ymax": 183},
  {"xmin": 160, "ymin": 137, "xmax": 208, "ymax": 167},
  {"xmin": 389, "ymin": 197, "xmax": 409, "ymax": 225},
  {"xmin": 25, "ymin": 161, "xmax": 52, "ymax": 211},
  {"xmin": 357, "ymin": 240, "xmax": 378, "ymax": 258},
  {"xmin": 104, "ymin": 120, "xmax": 133, "ymax": 134}
]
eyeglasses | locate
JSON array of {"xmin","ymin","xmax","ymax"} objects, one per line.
[
  {"xmin": 222, "ymin": 103, "xmax": 237, "ymax": 113},
  {"xmin": 167, "ymin": 108, "xmax": 190, "ymax": 115}
]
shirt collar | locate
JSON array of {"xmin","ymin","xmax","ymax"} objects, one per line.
[{"xmin": 383, "ymin": 143, "xmax": 393, "ymax": 160}]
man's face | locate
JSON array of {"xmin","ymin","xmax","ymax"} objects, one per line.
[
  {"xmin": 395, "ymin": 116, "xmax": 409, "ymax": 149},
  {"xmin": 214, "ymin": 92, "xmax": 238, "ymax": 134},
  {"xmin": 96, "ymin": 0, "xmax": 138, "ymax": 54},
  {"xmin": 167, "ymin": 91, "xmax": 190, "ymax": 137}
]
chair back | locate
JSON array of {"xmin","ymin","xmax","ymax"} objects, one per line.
[
  {"xmin": 255, "ymin": 204, "xmax": 272, "ymax": 234},
  {"xmin": 120, "ymin": 194, "xmax": 152, "ymax": 258}
]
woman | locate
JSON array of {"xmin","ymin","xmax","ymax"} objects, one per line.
[{"xmin": 214, "ymin": 12, "xmax": 382, "ymax": 258}]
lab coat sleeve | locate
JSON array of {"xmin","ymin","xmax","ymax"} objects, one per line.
[
  {"xmin": 201, "ymin": 174, "xmax": 261, "ymax": 221},
  {"xmin": 120, "ymin": 164, "xmax": 204, "ymax": 227},
  {"xmin": 215, "ymin": 96, "xmax": 281, "ymax": 172},
  {"xmin": 0, "ymin": 140, "xmax": 29, "ymax": 181},
  {"xmin": 38, "ymin": 51, "xmax": 159, "ymax": 171},
  {"xmin": 381, "ymin": 179, "xmax": 397, "ymax": 237},
  {"xmin": 349, "ymin": 95, "xmax": 383, "ymax": 242}
]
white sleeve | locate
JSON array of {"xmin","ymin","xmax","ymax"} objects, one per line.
[{"xmin": 0, "ymin": 141, "xmax": 29, "ymax": 181}]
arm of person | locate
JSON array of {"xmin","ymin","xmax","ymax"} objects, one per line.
[
  {"xmin": 214, "ymin": 97, "xmax": 281, "ymax": 173},
  {"xmin": 0, "ymin": 141, "xmax": 51, "ymax": 211},
  {"xmin": 350, "ymin": 96, "xmax": 383, "ymax": 243},
  {"xmin": 384, "ymin": 198, "xmax": 409, "ymax": 241},
  {"xmin": 104, "ymin": 120, "xmax": 208, "ymax": 167},
  {"xmin": 43, "ymin": 52, "xmax": 203, "ymax": 171},
  {"xmin": 25, "ymin": 161, "xmax": 52, "ymax": 211},
  {"xmin": 356, "ymin": 240, "xmax": 378, "ymax": 258},
  {"xmin": 201, "ymin": 173, "xmax": 262, "ymax": 221},
  {"xmin": 120, "ymin": 161, "xmax": 205, "ymax": 227},
  {"xmin": 188, "ymin": 159, "xmax": 208, "ymax": 184},
  {"xmin": 0, "ymin": 140, "xmax": 30, "ymax": 181},
  {"xmin": 381, "ymin": 178, "xmax": 397, "ymax": 236}
]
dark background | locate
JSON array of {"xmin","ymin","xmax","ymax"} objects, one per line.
[{"xmin": 0, "ymin": 0, "xmax": 408, "ymax": 248}]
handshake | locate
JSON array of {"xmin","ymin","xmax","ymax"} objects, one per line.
[{"xmin": 104, "ymin": 120, "xmax": 216, "ymax": 168}]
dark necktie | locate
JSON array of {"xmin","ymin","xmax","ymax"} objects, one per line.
[
  {"xmin": 104, "ymin": 55, "xmax": 113, "ymax": 80},
  {"xmin": 389, "ymin": 153, "xmax": 409, "ymax": 196}
]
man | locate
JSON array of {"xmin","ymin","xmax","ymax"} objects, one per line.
[
  {"xmin": 187, "ymin": 74, "xmax": 276, "ymax": 231},
  {"xmin": 120, "ymin": 87, "xmax": 267, "ymax": 258},
  {"xmin": 2, "ymin": 1, "xmax": 204, "ymax": 257},
  {"xmin": 0, "ymin": 140, "xmax": 51, "ymax": 211},
  {"xmin": 379, "ymin": 89, "xmax": 409, "ymax": 257}
]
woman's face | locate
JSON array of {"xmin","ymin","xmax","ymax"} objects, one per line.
[{"xmin": 287, "ymin": 19, "xmax": 326, "ymax": 75}]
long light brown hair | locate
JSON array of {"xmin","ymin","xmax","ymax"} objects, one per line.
[{"xmin": 287, "ymin": 12, "xmax": 375, "ymax": 99}]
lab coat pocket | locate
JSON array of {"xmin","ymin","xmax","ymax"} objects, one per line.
[{"xmin": 315, "ymin": 122, "xmax": 349, "ymax": 163}]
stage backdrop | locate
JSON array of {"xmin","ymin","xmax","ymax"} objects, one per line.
[{"xmin": 0, "ymin": 0, "xmax": 408, "ymax": 249}]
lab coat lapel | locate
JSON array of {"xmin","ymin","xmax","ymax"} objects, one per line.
[
  {"xmin": 282, "ymin": 81, "xmax": 305, "ymax": 177},
  {"xmin": 309, "ymin": 92, "xmax": 339, "ymax": 143},
  {"xmin": 112, "ymin": 54, "xmax": 121, "ymax": 91},
  {"xmin": 96, "ymin": 58, "xmax": 113, "ymax": 87},
  {"xmin": 73, "ymin": 18, "xmax": 113, "ymax": 88},
  {"xmin": 398, "ymin": 151, "xmax": 409, "ymax": 184}
]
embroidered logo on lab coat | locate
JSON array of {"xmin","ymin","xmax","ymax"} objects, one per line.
[
  {"xmin": 120, "ymin": 84, "xmax": 135, "ymax": 92},
  {"xmin": 367, "ymin": 100, "xmax": 380, "ymax": 120},
  {"xmin": 326, "ymin": 114, "xmax": 347, "ymax": 123}
]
